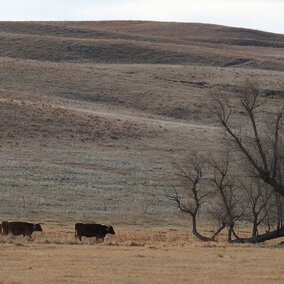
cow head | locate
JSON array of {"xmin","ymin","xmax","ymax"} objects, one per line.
[
  {"xmin": 107, "ymin": 226, "xmax": 115, "ymax": 235},
  {"xmin": 33, "ymin": 223, "xmax": 43, "ymax": 232}
]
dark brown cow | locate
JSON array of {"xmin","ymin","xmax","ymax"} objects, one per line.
[
  {"xmin": 2, "ymin": 221, "xmax": 42, "ymax": 238},
  {"xmin": 75, "ymin": 223, "xmax": 115, "ymax": 242}
]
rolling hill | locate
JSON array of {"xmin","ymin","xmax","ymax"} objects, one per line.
[{"xmin": 0, "ymin": 21, "xmax": 283, "ymax": 222}]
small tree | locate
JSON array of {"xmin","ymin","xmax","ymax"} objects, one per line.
[
  {"xmin": 167, "ymin": 154, "xmax": 225, "ymax": 241},
  {"xmin": 209, "ymin": 152, "xmax": 245, "ymax": 242},
  {"xmin": 240, "ymin": 179, "xmax": 272, "ymax": 238}
]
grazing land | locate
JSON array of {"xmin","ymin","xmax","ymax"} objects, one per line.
[
  {"xmin": 0, "ymin": 21, "xmax": 284, "ymax": 283},
  {"xmin": 1, "ymin": 225, "xmax": 284, "ymax": 284}
]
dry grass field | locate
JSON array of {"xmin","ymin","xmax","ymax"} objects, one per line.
[
  {"xmin": 0, "ymin": 21, "xmax": 284, "ymax": 283},
  {"xmin": 1, "ymin": 224, "xmax": 284, "ymax": 284}
]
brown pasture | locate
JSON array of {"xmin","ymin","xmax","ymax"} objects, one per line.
[{"xmin": 0, "ymin": 226, "xmax": 284, "ymax": 284}]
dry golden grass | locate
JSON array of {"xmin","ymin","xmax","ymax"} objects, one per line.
[{"xmin": 0, "ymin": 226, "xmax": 284, "ymax": 284}]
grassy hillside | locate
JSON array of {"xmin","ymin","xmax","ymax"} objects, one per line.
[
  {"xmin": 0, "ymin": 21, "xmax": 283, "ymax": 69},
  {"xmin": 0, "ymin": 21, "xmax": 283, "ymax": 222}
]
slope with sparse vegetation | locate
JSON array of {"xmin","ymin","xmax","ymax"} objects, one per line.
[{"xmin": 0, "ymin": 20, "xmax": 283, "ymax": 220}]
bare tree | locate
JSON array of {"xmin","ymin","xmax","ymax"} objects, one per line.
[
  {"xmin": 210, "ymin": 81, "xmax": 284, "ymax": 197},
  {"xmin": 266, "ymin": 191, "xmax": 284, "ymax": 231},
  {"xmin": 209, "ymin": 152, "xmax": 245, "ymax": 242},
  {"xmin": 240, "ymin": 179, "xmax": 272, "ymax": 238},
  {"xmin": 170, "ymin": 81, "xmax": 284, "ymax": 243},
  {"xmin": 167, "ymin": 154, "xmax": 225, "ymax": 241},
  {"xmin": 209, "ymin": 81, "xmax": 284, "ymax": 242}
]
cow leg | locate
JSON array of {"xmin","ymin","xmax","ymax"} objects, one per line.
[
  {"xmin": 96, "ymin": 236, "xmax": 104, "ymax": 243},
  {"xmin": 24, "ymin": 228, "xmax": 32, "ymax": 238},
  {"xmin": 2, "ymin": 222, "xmax": 9, "ymax": 236}
]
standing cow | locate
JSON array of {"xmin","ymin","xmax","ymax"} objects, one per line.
[
  {"xmin": 75, "ymin": 223, "xmax": 115, "ymax": 242},
  {"xmin": 1, "ymin": 221, "xmax": 42, "ymax": 238}
]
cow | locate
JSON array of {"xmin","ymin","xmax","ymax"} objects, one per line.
[
  {"xmin": 1, "ymin": 221, "xmax": 42, "ymax": 238},
  {"xmin": 75, "ymin": 223, "xmax": 115, "ymax": 242}
]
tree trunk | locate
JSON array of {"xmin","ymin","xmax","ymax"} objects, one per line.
[
  {"xmin": 252, "ymin": 218, "xmax": 258, "ymax": 238},
  {"xmin": 231, "ymin": 226, "xmax": 284, "ymax": 243},
  {"xmin": 191, "ymin": 215, "xmax": 225, "ymax": 241}
]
